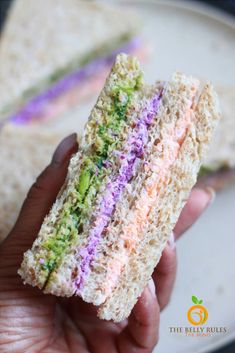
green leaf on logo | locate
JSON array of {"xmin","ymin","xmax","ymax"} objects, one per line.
[
  {"xmin": 192, "ymin": 295, "xmax": 198, "ymax": 304},
  {"xmin": 199, "ymin": 300, "xmax": 203, "ymax": 304}
]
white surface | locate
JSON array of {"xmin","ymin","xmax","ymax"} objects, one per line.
[
  {"xmin": 47, "ymin": 1, "xmax": 235, "ymax": 352},
  {"xmin": 158, "ymin": 187, "xmax": 235, "ymax": 353},
  {"xmin": 131, "ymin": 0, "xmax": 235, "ymax": 85},
  {"xmin": 126, "ymin": 2, "xmax": 235, "ymax": 352}
]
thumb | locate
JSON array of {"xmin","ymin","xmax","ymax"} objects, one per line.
[{"xmin": 1, "ymin": 133, "xmax": 78, "ymax": 260}]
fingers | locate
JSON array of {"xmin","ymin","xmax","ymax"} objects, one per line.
[
  {"xmin": 153, "ymin": 233, "xmax": 176, "ymax": 311},
  {"xmin": 174, "ymin": 187, "xmax": 215, "ymax": 239},
  {"xmin": 5, "ymin": 133, "xmax": 78, "ymax": 251},
  {"xmin": 118, "ymin": 279, "xmax": 159, "ymax": 353}
]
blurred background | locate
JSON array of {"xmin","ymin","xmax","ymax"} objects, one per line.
[{"xmin": 0, "ymin": 1, "xmax": 235, "ymax": 353}]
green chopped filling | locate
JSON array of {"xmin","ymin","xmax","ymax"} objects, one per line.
[
  {"xmin": 78, "ymin": 170, "xmax": 92, "ymax": 197},
  {"xmin": 38, "ymin": 75, "xmax": 142, "ymax": 273},
  {"xmin": 198, "ymin": 165, "xmax": 217, "ymax": 177}
]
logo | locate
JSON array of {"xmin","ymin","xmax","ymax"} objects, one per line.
[
  {"xmin": 169, "ymin": 295, "xmax": 227, "ymax": 337},
  {"xmin": 187, "ymin": 295, "xmax": 208, "ymax": 326}
]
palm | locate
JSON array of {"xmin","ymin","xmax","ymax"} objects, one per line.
[{"xmin": 0, "ymin": 252, "xmax": 126, "ymax": 353}]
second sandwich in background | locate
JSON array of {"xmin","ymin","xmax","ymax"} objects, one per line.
[{"xmin": 0, "ymin": 0, "xmax": 143, "ymax": 125}]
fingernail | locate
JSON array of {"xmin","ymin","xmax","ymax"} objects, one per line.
[
  {"xmin": 148, "ymin": 278, "xmax": 156, "ymax": 298},
  {"xmin": 167, "ymin": 232, "xmax": 176, "ymax": 250},
  {"xmin": 204, "ymin": 187, "xmax": 216, "ymax": 207},
  {"xmin": 52, "ymin": 133, "xmax": 77, "ymax": 165}
]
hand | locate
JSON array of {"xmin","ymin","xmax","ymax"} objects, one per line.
[{"xmin": 0, "ymin": 134, "xmax": 214, "ymax": 353}]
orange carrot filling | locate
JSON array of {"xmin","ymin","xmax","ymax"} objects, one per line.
[{"xmin": 102, "ymin": 105, "xmax": 194, "ymax": 295}]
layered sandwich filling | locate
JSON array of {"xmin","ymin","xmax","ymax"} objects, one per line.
[
  {"xmin": 9, "ymin": 38, "xmax": 142, "ymax": 125},
  {"xmin": 75, "ymin": 91, "xmax": 162, "ymax": 289},
  {"xmin": 43, "ymin": 83, "xmax": 196, "ymax": 297},
  {"xmin": 74, "ymin": 84, "xmax": 198, "ymax": 302},
  {"xmin": 35, "ymin": 71, "xmax": 155, "ymax": 281},
  {"xmin": 99, "ymin": 107, "xmax": 193, "ymax": 296}
]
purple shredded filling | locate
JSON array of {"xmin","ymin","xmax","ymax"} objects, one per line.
[
  {"xmin": 10, "ymin": 37, "xmax": 141, "ymax": 125},
  {"xmin": 75, "ymin": 90, "xmax": 163, "ymax": 290}
]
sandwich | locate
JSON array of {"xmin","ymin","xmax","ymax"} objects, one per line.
[
  {"xmin": 0, "ymin": 0, "xmax": 143, "ymax": 125},
  {"xmin": 198, "ymin": 86, "xmax": 235, "ymax": 190},
  {"xmin": 18, "ymin": 54, "xmax": 220, "ymax": 322},
  {"xmin": 0, "ymin": 125, "xmax": 64, "ymax": 243}
]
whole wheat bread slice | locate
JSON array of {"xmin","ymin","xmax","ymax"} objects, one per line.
[
  {"xmin": 0, "ymin": 0, "xmax": 138, "ymax": 119},
  {"xmin": 18, "ymin": 54, "xmax": 144, "ymax": 289},
  {"xmin": 203, "ymin": 85, "xmax": 235, "ymax": 169},
  {"xmin": 98, "ymin": 84, "xmax": 220, "ymax": 321},
  {"xmin": 0, "ymin": 125, "xmax": 64, "ymax": 243},
  {"xmin": 47, "ymin": 72, "xmax": 199, "ymax": 303}
]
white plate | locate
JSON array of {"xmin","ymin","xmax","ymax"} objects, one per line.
[
  {"xmin": 116, "ymin": 1, "xmax": 235, "ymax": 353},
  {"xmin": 47, "ymin": 1, "xmax": 235, "ymax": 352}
]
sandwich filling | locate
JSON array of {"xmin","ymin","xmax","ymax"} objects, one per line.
[
  {"xmin": 98, "ymin": 106, "xmax": 193, "ymax": 296},
  {"xmin": 35, "ymin": 72, "xmax": 160, "ymax": 284},
  {"xmin": 44, "ymin": 82, "xmax": 197, "ymax": 298},
  {"xmin": 74, "ymin": 91, "xmax": 162, "ymax": 290},
  {"xmin": 73, "ymin": 84, "xmax": 198, "ymax": 302},
  {"xmin": 9, "ymin": 38, "xmax": 142, "ymax": 125}
]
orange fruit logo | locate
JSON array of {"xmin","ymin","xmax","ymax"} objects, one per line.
[{"xmin": 187, "ymin": 296, "xmax": 208, "ymax": 326}]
